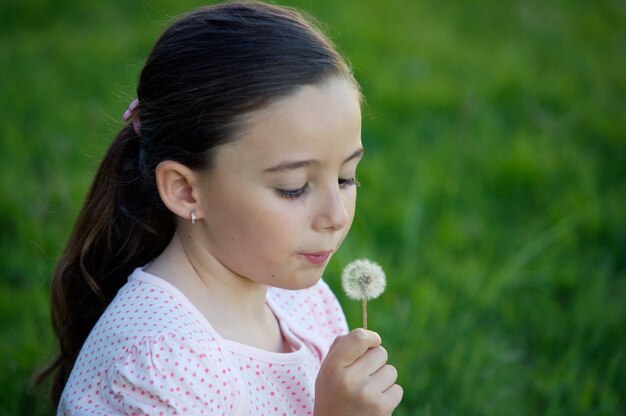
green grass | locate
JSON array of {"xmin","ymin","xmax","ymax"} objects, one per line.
[{"xmin": 1, "ymin": 0, "xmax": 624, "ymax": 414}]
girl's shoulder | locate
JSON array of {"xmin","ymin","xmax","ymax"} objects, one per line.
[
  {"xmin": 97, "ymin": 267, "xmax": 220, "ymax": 341},
  {"xmin": 74, "ymin": 267, "xmax": 227, "ymax": 383},
  {"xmin": 61, "ymin": 269, "xmax": 239, "ymax": 414},
  {"xmin": 62, "ymin": 327, "xmax": 239, "ymax": 415}
]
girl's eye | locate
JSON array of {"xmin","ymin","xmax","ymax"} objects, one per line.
[
  {"xmin": 339, "ymin": 177, "xmax": 360, "ymax": 189},
  {"xmin": 277, "ymin": 184, "xmax": 309, "ymax": 199},
  {"xmin": 277, "ymin": 178, "xmax": 358, "ymax": 199}
]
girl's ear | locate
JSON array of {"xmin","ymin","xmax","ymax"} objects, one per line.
[{"xmin": 154, "ymin": 160, "xmax": 202, "ymax": 221}]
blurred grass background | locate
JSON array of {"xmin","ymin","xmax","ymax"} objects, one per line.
[{"xmin": 1, "ymin": 0, "xmax": 624, "ymax": 414}]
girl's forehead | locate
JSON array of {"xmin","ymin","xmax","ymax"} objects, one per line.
[
  {"xmin": 238, "ymin": 79, "xmax": 360, "ymax": 134},
  {"xmin": 213, "ymin": 80, "xmax": 362, "ymax": 170}
]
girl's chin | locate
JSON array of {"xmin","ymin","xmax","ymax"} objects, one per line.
[{"xmin": 272, "ymin": 270, "xmax": 325, "ymax": 291}]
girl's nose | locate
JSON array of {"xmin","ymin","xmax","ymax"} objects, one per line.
[{"xmin": 312, "ymin": 185, "xmax": 350, "ymax": 232}]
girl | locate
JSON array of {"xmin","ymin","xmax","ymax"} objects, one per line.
[{"xmin": 39, "ymin": 2, "xmax": 402, "ymax": 415}]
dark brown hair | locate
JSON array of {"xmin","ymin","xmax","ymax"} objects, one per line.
[{"xmin": 37, "ymin": 1, "xmax": 355, "ymax": 405}]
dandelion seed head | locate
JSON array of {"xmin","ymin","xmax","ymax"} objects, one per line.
[{"xmin": 341, "ymin": 259, "xmax": 386, "ymax": 300}]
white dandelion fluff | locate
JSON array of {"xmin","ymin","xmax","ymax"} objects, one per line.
[
  {"xmin": 341, "ymin": 259, "xmax": 386, "ymax": 300},
  {"xmin": 341, "ymin": 259, "xmax": 386, "ymax": 329}
]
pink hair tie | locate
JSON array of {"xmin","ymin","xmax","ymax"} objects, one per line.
[{"xmin": 122, "ymin": 98, "xmax": 142, "ymax": 136}]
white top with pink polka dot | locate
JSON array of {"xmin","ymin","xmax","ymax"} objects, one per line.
[{"xmin": 58, "ymin": 267, "xmax": 348, "ymax": 416}]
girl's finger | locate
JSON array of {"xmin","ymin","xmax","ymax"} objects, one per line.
[
  {"xmin": 381, "ymin": 383, "xmax": 404, "ymax": 412},
  {"xmin": 346, "ymin": 345, "xmax": 388, "ymax": 376},
  {"xmin": 325, "ymin": 329, "xmax": 382, "ymax": 368},
  {"xmin": 367, "ymin": 364, "xmax": 399, "ymax": 394}
]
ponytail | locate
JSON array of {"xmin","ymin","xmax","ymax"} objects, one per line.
[{"xmin": 35, "ymin": 126, "xmax": 175, "ymax": 405}]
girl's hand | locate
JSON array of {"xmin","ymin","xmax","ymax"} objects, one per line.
[{"xmin": 314, "ymin": 329, "xmax": 403, "ymax": 416}]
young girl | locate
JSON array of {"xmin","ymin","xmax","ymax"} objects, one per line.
[{"xmin": 40, "ymin": 2, "xmax": 402, "ymax": 415}]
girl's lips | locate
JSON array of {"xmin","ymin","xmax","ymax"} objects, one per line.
[{"xmin": 300, "ymin": 250, "xmax": 332, "ymax": 265}]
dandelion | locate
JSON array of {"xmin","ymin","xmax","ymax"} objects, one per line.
[{"xmin": 341, "ymin": 259, "xmax": 386, "ymax": 329}]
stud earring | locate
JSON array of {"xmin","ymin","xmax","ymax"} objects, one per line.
[{"xmin": 190, "ymin": 209, "xmax": 196, "ymax": 224}]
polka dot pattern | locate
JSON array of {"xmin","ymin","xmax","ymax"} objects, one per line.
[{"xmin": 58, "ymin": 268, "xmax": 348, "ymax": 415}]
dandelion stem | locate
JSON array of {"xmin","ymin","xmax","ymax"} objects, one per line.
[{"xmin": 362, "ymin": 296, "xmax": 368, "ymax": 329}]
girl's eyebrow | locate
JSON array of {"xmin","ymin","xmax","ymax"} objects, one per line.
[{"xmin": 264, "ymin": 148, "xmax": 364, "ymax": 173}]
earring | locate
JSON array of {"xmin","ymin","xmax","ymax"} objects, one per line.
[{"xmin": 190, "ymin": 209, "xmax": 196, "ymax": 224}]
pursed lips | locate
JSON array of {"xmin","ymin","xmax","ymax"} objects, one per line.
[{"xmin": 298, "ymin": 250, "xmax": 333, "ymax": 265}]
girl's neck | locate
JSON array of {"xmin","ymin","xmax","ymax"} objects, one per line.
[{"xmin": 145, "ymin": 230, "xmax": 290, "ymax": 353}]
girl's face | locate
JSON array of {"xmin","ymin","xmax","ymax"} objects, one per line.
[{"xmin": 194, "ymin": 78, "xmax": 362, "ymax": 290}]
